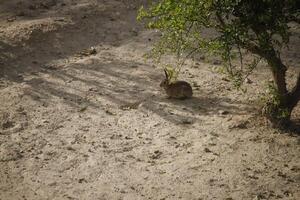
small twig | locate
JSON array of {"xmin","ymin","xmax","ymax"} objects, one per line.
[
  {"xmin": 237, "ymin": 44, "xmax": 244, "ymax": 72},
  {"xmin": 242, "ymin": 57, "xmax": 261, "ymax": 83},
  {"xmin": 176, "ymin": 48, "xmax": 199, "ymax": 75}
]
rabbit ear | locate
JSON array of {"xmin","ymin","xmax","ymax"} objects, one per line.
[{"xmin": 164, "ymin": 69, "xmax": 169, "ymax": 80}]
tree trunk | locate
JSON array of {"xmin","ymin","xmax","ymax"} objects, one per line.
[
  {"xmin": 244, "ymin": 42, "xmax": 299, "ymax": 127},
  {"xmin": 288, "ymin": 72, "xmax": 300, "ymax": 111},
  {"xmin": 264, "ymin": 52, "xmax": 300, "ymax": 127}
]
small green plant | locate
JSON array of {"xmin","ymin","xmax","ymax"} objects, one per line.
[{"xmin": 261, "ymin": 81, "xmax": 291, "ymax": 126}]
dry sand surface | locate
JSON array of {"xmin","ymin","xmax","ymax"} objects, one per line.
[{"xmin": 0, "ymin": 1, "xmax": 300, "ymax": 200}]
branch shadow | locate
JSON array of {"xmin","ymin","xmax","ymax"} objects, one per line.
[
  {"xmin": 20, "ymin": 55, "xmax": 255, "ymax": 124},
  {"xmin": 0, "ymin": 0, "xmax": 144, "ymax": 81}
]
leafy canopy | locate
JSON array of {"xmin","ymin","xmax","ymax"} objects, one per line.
[{"xmin": 138, "ymin": 0, "xmax": 299, "ymax": 86}]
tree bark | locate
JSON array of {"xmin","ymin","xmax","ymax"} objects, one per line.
[
  {"xmin": 242, "ymin": 34, "xmax": 299, "ymax": 125},
  {"xmin": 288, "ymin": 72, "xmax": 300, "ymax": 110},
  {"xmin": 266, "ymin": 51, "xmax": 289, "ymax": 104},
  {"xmin": 264, "ymin": 50, "xmax": 295, "ymax": 125}
]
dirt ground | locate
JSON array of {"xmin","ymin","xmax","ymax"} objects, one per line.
[{"xmin": 0, "ymin": 1, "xmax": 300, "ymax": 200}]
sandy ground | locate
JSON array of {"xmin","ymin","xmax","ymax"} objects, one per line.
[{"xmin": 0, "ymin": 1, "xmax": 300, "ymax": 200}]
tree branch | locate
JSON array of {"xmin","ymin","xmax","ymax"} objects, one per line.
[
  {"xmin": 242, "ymin": 42, "xmax": 266, "ymax": 58},
  {"xmin": 290, "ymin": 72, "xmax": 300, "ymax": 103},
  {"xmin": 216, "ymin": 12, "xmax": 226, "ymax": 28},
  {"xmin": 285, "ymin": 72, "xmax": 300, "ymax": 110}
]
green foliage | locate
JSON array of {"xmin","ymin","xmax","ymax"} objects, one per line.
[
  {"xmin": 261, "ymin": 81, "xmax": 290, "ymax": 121},
  {"xmin": 138, "ymin": 0, "xmax": 299, "ymax": 86}
]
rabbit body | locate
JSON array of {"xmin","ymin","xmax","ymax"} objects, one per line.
[{"xmin": 160, "ymin": 80, "xmax": 193, "ymax": 99}]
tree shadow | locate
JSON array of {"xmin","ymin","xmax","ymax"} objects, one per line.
[
  {"xmin": 0, "ymin": 0, "xmax": 145, "ymax": 81},
  {"xmin": 289, "ymin": 121, "xmax": 300, "ymax": 135},
  {"xmin": 19, "ymin": 55, "xmax": 256, "ymax": 124}
]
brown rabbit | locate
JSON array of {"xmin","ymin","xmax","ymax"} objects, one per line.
[{"xmin": 160, "ymin": 69, "xmax": 193, "ymax": 99}]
